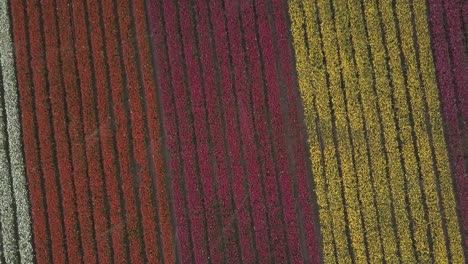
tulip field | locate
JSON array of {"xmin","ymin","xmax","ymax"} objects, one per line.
[{"xmin": 0, "ymin": 0, "xmax": 466, "ymax": 263}]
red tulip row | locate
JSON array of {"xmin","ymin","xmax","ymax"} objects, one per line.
[
  {"xmin": 193, "ymin": 0, "xmax": 241, "ymax": 262},
  {"xmin": 10, "ymin": 1, "xmax": 53, "ymax": 262},
  {"xmin": 209, "ymin": 0, "xmax": 258, "ymax": 262},
  {"xmin": 12, "ymin": 0, "xmax": 77, "ymax": 262},
  {"xmin": 71, "ymin": 0, "xmax": 116, "ymax": 263},
  {"xmin": 246, "ymin": 0, "xmax": 306, "ymax": 261},
  {"xmin": 100, "ymin": 0, "xmax": 147, "ymax": 260},
  {"xmin": 114, "ymin": 0, "xmax": 164, "ymax": 262},
  {"xmin": 179, "ymin": 0, "xmax": 225, "ymax": 263},
  {"xmin": 85, "ymin": 1, "xmax": 128, "ymax": 263},
  {"xmin": 224, "ymin": 0, "xmax": 273, "ymax": 262},
  {"xmin": 155, "ymin": 1, "xmax": 212, "ymax": 263}
]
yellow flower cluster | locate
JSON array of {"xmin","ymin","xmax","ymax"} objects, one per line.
[{"xmin": 288, "ymin": 0, "xmax": 464, "ymax": 263}]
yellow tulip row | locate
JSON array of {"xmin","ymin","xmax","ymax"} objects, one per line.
[
  {"xmin": 315, "ymin": 0, "xmax": 370, "ymax": 263},
  {"xmin": 327, "ymin": 0, "xmax": 383, "ymax": 262},
  {"xmin": 344, "ymin": 0, "xmax": 399, "ymax": 262},
  {"xmin": 360, "ymin": 0, "xmax": 416, "ymax": 262},
  {"xmin": 289, "ymin": 1, "xmax": 347, "ymax": 262},
  {"xmin": 288, "ymin": 0, "xmax": 464, "ymax": 263},
  {"xmin": 379, "ymin": 1, "xmax": 434, "ymax": 261}
]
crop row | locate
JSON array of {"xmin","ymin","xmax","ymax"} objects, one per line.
[
  {"xmin": 72, "ymin": 0, "xmax": 124, "ymax": 262},
  {"xmin": 346, "ymin": 0, "xmax": 400, "ymax": 262},
  {"xmin": 288, "ymin": 0, "xmax": 464, "ymax": 263},
  {"xmin": 289, "ymin": 1, "xmax": 351, "ymax": 262},
  {"xmin": 94, "ymin": 0, "xmax": 176, "ymax": 262},
  {"xmin": 12, "ymin": 0, "xmax": 76, "ymax": 262},
  {"xmin": 84, "ymin": 0, "xmax": 128, "ymax": 262},
  {"xmin": 10, "ymin": 0, "xmax": 51, "ymax": 262}
]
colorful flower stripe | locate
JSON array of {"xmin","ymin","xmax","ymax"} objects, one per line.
[
  {"xmin": 9, "ymin": 0, "xmax": 175, "ymax": 263},
  {"xmin": 288, "ymin": 0, "xmax": 466, "ymax": 263},
  {"xmin": 147, "ymin": 0, "xmax": 322, "ymax": 262}
]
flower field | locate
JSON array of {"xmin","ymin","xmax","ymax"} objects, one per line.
[{"xmin": 0, "ymin": 0, "xmax": 466, "ymax": 263}]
